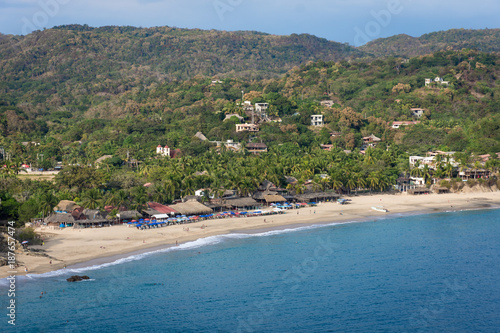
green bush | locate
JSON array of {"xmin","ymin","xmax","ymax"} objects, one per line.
[
  {"xmin": 16, "ymin": 227, "xmax": 41, "ymax": 244},
  {"xmin": 439, "ymin": 180, "xmax": 451, "ymax": 189}
]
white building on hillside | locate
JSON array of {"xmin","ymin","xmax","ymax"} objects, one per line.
[
  {"xmin": 156, "ymin": 145, "xmax": 171, "ymax": 157},
  {"xmin": 311, "ymin": 115, "xmax": 324, "ymax": 126}
]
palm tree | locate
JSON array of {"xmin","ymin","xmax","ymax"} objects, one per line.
[
  {"xmin": 109, "ymin": 190, "xmax": 130, "ymax": 211},
  {"xmin": 434, "ymin": 153, "xmax": 443, "ymax": 171},
  {"xmin": 367, "ymin": 173, "xmax": 379, "ymax": 192},
  {"xmin": 345, "ymin": 175, "xmax": 356, "ymax": 194},
  {"xmin": 445, "ymin": 162, "xmax": 454, "ymax": 179},
  {"xmin": 355, "ymin": 172, "xmax": 367, "ymax": 193},
  {"xmin": 473, "ymin": 161, "xmax": 482, "ymax": 179},
  {"xmin": 411, "ymin": 160, "xmax": 422, "ymax": 177},
  {"xmin": 38, "ymin": 191, "xmax": 59, "ymax": 218},
  {"xmin": 81, "ymin": 188, "xmax": 103, "ymax": 209},
  {"xmin": 329, "ymin": 176, "xmax": 344, "ymax": 193},
  {"xmin": 422, "ymin": 164, "xmax": 431, "ymax": 185},
  {"xmin": 287, "ymin": 178, "xmax": 306, "ymax": 195},
  {"xmin": 377, "ymin": 173, "xmax": 389, "ymax": 192}
]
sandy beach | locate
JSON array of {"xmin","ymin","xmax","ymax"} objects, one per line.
[{"xmin": 2, "ymin": 191, "xmax": 499, "ymax": 279}]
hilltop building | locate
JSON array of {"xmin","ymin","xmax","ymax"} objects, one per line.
[
  {"xmin": 246, "ymin": 142, "xmax": 268, "ymax": 154},
  {"xmin": 320, "ymin": 100, "xmax": 335, "ymax": 107},
  {"xmin": 214, "ymin": 140, "xmax": 242, "ymax": 152},
  {"xmin": 362, "ymin": 134, "xmax": 381, "ymax": 148},
  {"xmin": 236, "ymin": 124, "xmax": 259, "ymax": 132},
  {"xmin": 425, "ymin": 77, "xmax": 449, "ymax": 87},
  {"xmin": 311, "ymin": 115, "xmax": 324, "ymax": 126},
  {"xmin": 255, "ymin": 103, "xmax": 269, "ymax": 114},
  {"xmin": 410, "ymin": 108, "xmax": 425, "ymax": 118},
  {"xmin": 156, "ymin": 145, "xmax": 171, "ymax": 157},
  {"xmin": 392, "ymin": 121, "xmax": 420, "ymax": 129}
]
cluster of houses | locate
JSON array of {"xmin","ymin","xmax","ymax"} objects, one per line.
[
  {"xmin": 42, "ymin": 181, "xmax": 340, "ymax": 229},
  {"xmin": 155, "ymin": 145, "xmax": 182, "ymax": 158},
  {"xmin": 395, "ymin": 151, "xmax": 496, "ymax": 193},
  {"xmin": 192, "ymin": 133, "xmax": 269, "ymax": 154},
  {"xmin": 425, "ymin": 77, "xmax": 449, "ymax": 87},
  {"xmin": 232, "ymin": 102, "xmax": 284, "ymax": 133}
]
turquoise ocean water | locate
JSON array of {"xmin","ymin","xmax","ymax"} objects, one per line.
[{"xmin": 1, "ymin": 208, "xmax": 499, "ymax": 332}]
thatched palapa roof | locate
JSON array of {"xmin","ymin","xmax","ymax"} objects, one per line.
[
  {"xmin": 45, "ymin": 213, "xmax": 76, "ymax": 224},
  {"xmin": 226, "ymin": 197, "xmax": 259, "ymax": 208},
  {"xmin": 253, "ymin": 190, "xmax": 277, "ymax": 200},
  {"xmin": 168, "ymin": 200, "xmax": 212, "ymax": 215},
  {"xmin": 117, "ymin": 210, "xmax": 142, "ymax": 220},
  {"xmin": 294, "ymin": 192, "xmax": 339, "ymax": 201},
  {"xmin": 54, "ymin": 200, "xmax": 81, "ymax": 213},
  {"xmin": 408, "ymin": 188, "xmax": 430, "ymax": 195},
  {"xmin": 80, "ymin": 209, "xmax": 108, "ymax": 223},
  {"xmin": 264, "ymin": 195, "xmax": 287, "ymax": 203}
]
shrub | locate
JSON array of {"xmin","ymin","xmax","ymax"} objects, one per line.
[
  {"xmin": 466, "ymin": 179, "xmax": 477, "ymax": 187},
  {"xmin": 16, "ymin": 227, "xmax": 41, "ymax": 244},
  {"xmin": 439, "ymin": 180, "xmax": 451, "ymax": 189}
]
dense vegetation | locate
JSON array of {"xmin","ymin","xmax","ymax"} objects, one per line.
[
  {"xmin": 361, "ymin": 28, "xmax": 500, "ymax": 58},
  {"xmin": 0, "ymin": 26, "xmax": 499, "ymax": 226}
]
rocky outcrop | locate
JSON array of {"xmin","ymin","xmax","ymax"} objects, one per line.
[{"xmin": 66, "ymin": 275, "xmax": 90, "ymax": 282}]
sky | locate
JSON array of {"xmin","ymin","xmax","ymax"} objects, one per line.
[{"xmin": 0, "ymin": 0, "xmax": 498, "ymax": 46}]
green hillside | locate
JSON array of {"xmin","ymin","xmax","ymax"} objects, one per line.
[
  {"xmin": 0, "ymin": 27, "xmax": 499, "ymax": 225},
  {"xmin": 361, "ymin": 29, "xmax": 500, "ymax": 57}
]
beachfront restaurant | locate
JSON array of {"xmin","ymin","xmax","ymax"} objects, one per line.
[
  {"xmin": 142, "ymin": 202, "xmax": 179, "ymax": 218},
  {"xmin": 263, "ymin": 194, "xmax": 287, "ymax": 206},
  {"xmin": 116, "ymin": 210, "xmax": 143, "ymax": 223},
  {"xmin": 408, "ymin": 188, "xmax": 431, "ymax": 195},
  {"xmin": 167, "ymin": 200, "xmax": 213, "ymax": 216},
  {"xmin": 293, "ymin": 192, "xmax": 339, "ymax": 203},
  {"xmin": 44, "ymin": 213, "xmax": 76, "ymax": 228},
  {"xmin": 44, "ymin": 210, "xmax": 111, "ymax": 228},
  {"xmin": 225, "ymin": 197, "xmax": 261, "ymax": 211}
]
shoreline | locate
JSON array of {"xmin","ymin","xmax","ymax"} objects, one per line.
[{"xmin": 2, "ymin": 191, "xmax": 499, "ymax": 280}]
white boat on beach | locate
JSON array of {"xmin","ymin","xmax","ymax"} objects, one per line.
[{"xmin": 371, "ymin": 206, "xmax": 388, "ymax": 213}]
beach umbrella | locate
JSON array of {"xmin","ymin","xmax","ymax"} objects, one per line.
[{"xmin": 22, "ymin": 241, "xmax": 29, "ymax": 244}]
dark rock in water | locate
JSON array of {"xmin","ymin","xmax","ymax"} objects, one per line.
[{"xmin": 66, "ymin": 275, "xmax": 90, "ymax": 282}]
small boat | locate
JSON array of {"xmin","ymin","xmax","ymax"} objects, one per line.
[{"xmin": 371, "ymin": 206, "xmax": 388, "ymax": 212}]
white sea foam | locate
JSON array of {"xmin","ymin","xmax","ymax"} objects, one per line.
[{"xmin": 0, "ymin": 220, "xmax": 355, "ymax": 285}]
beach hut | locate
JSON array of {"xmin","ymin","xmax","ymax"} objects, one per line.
[
  {"xmin": 143, "ymin": 202, "xmax": 178, "ymax": 217},
  {"xmin": 263, "ymin": 195, "xmax": 287, "ymax": 206},
  {"xmin": 78, "ymin": 209, "xmax": 110, "ymax": 227},
  {"xmin": 44, "ymin": 213, "xmax": 76, "ymax": 227},
  {"xmin": 168, "ymin": 200, "xmax": 212, "ymax": 216},
  {"xmin": 116, "ymin": 210, "xmax": 143, "ymax": 223},
  {"xmin": 225, "ymin": 197, "xmax": 260, "ymax": 211},
  {"xmin": 294, "ymin": 192, "xmax": 339, "ymax": 203},
  {"xmin": 408, "ymin": 188, "xmax": 431, "ymax": 195},
  {"xmin": 53, "ymin": 200, "xmax": 81, "ymax": 213},
  {"xmin": 433, "ymin": 186, "xmax": 450, "ymax": 194}
]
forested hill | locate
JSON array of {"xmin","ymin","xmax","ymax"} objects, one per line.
[
  {"xmin": 360, "ymin": 29, "xmax": 500, "ymax": 58},
  {"xmin": 0, "ymin": 24, "xmax": 362, "ymax": 82}
]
